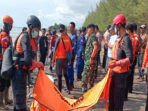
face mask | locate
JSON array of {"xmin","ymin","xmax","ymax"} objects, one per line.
[
  {"xmin": 114, "ymin": 27, "xmax": 118, "ymax": 33},
  {"xmin": 31, "ymin": 30, "xmax": 38, "ymax": 38}
]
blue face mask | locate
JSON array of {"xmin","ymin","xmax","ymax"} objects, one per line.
[
  {"xmin": 31, "ymin": 30, "xmax": 38, "ymax": 38},
  {"xmin": 114, "ymin": 27, "xmax": 118, "ymax": 34}
]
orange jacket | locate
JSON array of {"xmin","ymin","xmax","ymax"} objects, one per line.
[
  {"xmin": 52, "ymin": 35, "xmax": 72, "ymax": 64},
  {"xmin": 142, "ymin": 42, "xmax": 148, "ymax": 67},
  {"xmin": 0, "ymin": 32, "xmax": 12, "ymax": 60},
  {"xmin": 134, "ymin": 33, "xmax": 140, "ymax": 54},
  {"xmin": 131, "ymin": 36, "xmax": 137, "ymax": 61}
]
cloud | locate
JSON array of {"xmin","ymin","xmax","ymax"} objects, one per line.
[
  {"xmin": 36, "ymin": 0, "xmax": 100, "ymax": 28},
  {"xmin": 0, "ymin": 0, "xmax": 100, "ymax": 28}
]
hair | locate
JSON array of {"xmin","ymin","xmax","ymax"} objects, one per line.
[
  {"xmin": 70, "ymin": 22, "xmax": 75, "ymax": 28},
  {"xmin": 81, "ymin": 26, "xmax": 86, "ymax": 32},
  {"xmin": 107, "ymin": 25, "xmax": 111, "ymax": 30},
  {"xmin": 87, "ymin": 24, "xmax": 95, "ymax": 29},
  {"xmin": 126, "ymin": 23, "xmax": 134, "ymax": 33},
  {"xmin": 59, "ymin": 24, "xmax": 65, "ymax": 33},
  {"xmin": 130, "ymin": 22, "xmax": 137, "ymax": 31},
  {"xmin": 95, "ymin": 25, "xmax": 99, "ymax": 30},
  {"xmin": 41, "ymin": 28, "xmax": 46, "ymax": 32},
  {"xmin": 22, "ymin": 27, "xmax": 27, "ymax": 32}
]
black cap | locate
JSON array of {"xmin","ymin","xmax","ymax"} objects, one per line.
[
  {"xmin": 87, "ymin": 24, "xmax": 95, "ymax": 29},
  {"xmin": 81, "ymin": 27, "xmax": 86, "ymax": 32},
  {"xmin": 52, "ymin": 30, "xmax": 56, "ymax": 35},
  {"xmin": 59, "ymin": 24, "xmax": 65, "ymax": 32},
  {"xmin": 27, "ymin": 15, "xmax": 41, "ymax": 29}
]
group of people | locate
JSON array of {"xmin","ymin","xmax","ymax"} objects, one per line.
[{"xmin": 0, "ymin": 13, "xmax": 148, "ymax": 111}]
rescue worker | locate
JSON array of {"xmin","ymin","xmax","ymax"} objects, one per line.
[
  {"xmin": 0, "ymin": 15, "xmax": 13, "ymax": 110},
  {"xmin": 95, "ymin": 25, "xmax": 102, "ymax": 78},
  {"xmin": 12, "ymin": 15, "xmax": 44, "ymax": 111},
  {"xmin": 141, "ymin": 42, "xmax": 148, "ymax": 111},
  {"xmin": 76, "ymin": 27, "xmax": 86, "ymax": 81},
  {"xmin": 49, "ymin": 30, "xmax": 57, "ymax": 73},
  {"xmin": 82, "ymin": 24, "xmax": 98, "ymax": 94},
  {"xmin": 108, "ymin": 14, "xmax": 133, "ymax": 111},
  {"xmin": 124, "ymin": 23, "xmax": 136, "ymax": 100},
  {"xmin": 52, "ymin": 24, "xmax": 72, "ymax": 94},
  {"xmin": 38, "ymin": 28, "xmax": 49, "ymax": 65},
  {"xmin": 67, "ymin": 22, "xmax": 77, "ymax": 89},
  {"xmin": 128, "ymin": 22, "xmax": 141, "ymax": 93},
  {"xmin": 138, "ymin": 24, "xmax": 148, "ymax": 82}
]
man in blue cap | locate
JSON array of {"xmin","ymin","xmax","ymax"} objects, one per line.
[
  {"xmin": 67, "ymin": 22, "xmax": 77, "ymax": 89},
  {"xmin": 76, "ymin": 27, "xmax": 86, "ymax": 81}
]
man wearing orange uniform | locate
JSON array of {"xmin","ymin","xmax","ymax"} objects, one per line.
[
  {"xmin": 0, "ymin": 15, "xmax": 13, "ymax": 110},
  {"xmin": 141, "ymin": 41, "xmax": 148, "ymax": 111},
  {"xmin": 52, "ymin": 24, "xmax": 72, "ymax": 94},
  {"xmin": 108, "ymin": 14, "xmax": 133, "ymax": 111}
]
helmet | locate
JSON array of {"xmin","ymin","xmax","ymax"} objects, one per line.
[
  {"xmin": 112, "ymin": 14, "xmax": 126, "ymax": 25},
  {"xmin": 27, "ymin": 15, "xmax": 41, "ymax": 29},
  {"xmin": 3, "ymin": 15, "xmax": 13, "ymax": 25}
]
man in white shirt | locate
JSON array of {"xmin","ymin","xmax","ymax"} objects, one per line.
[{"xmin": 104, "ymin": 25, "xmax": 118, "ymax": 72}]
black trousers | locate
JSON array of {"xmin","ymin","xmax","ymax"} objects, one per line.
[
  {"xmin": 12, "ymin": 67, "xmax": 27, "ymax": 110},
  {"xmin": 56, "ymin": 59, "xmax": 70, "ymax": 92},
  {"xmin": 102, "ymin": 45, "xmax": 108, "ymax": 68},
  {"xmin": 40, "ymin": 52, "xmax": 47, "ymax": 64},
  {"xmin": 146, "ymin": 93, "xmax": 148, "ymax": 111},
  {"xmin": 0, "ymin": 61, "xmax": 10, "ymax": 92},
  {"xmin": 109, "ymin": 72, "xmax": 127, "ymax": 111}
]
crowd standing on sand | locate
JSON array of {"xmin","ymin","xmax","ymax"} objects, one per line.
[{"xmin": 0, "ymin": 14, "xmax": 148, "ymax": 111}]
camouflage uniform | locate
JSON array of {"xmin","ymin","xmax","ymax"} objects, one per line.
[{"xmin": 82, "ymin": 33, "xmax": 98, "ymax": 94}]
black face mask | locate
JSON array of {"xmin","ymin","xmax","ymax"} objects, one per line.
[{"xmin": 3, "ymin": 23, "xmax": 12, "ymax": 35}]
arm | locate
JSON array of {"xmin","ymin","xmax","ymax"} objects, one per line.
[
  {"xmin": 142, "ymin": 42, "xmax": 148, "ymax": 68},
  {"xmin": 90, "ymin": 42, "xmax": 98, "ymax": 64}
]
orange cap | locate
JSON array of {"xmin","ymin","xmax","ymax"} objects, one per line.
[{"xmin": 3, "ymin": 15, "xmax": 13, "ymax": 25}]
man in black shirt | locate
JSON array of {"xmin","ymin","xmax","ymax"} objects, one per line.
[{"xmin": 38, "ymin": 28, "xmax": 49, "ymax": 64}]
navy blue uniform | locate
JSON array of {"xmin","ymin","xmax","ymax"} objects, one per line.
[
  {"xmin": 76, "ymin": 34, "xmax": 86, "ymax": 79},
  {"xmin": 67, "ymin": 33, "xmax": 77, "ymax": 84}
]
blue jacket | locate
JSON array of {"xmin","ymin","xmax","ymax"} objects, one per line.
[
  {"xmin": 70, "ymin": 33, "xmax": 77, "ymax": 56},
  {"xmin": 77, "ymin": 34, "xmax": 86, "ymax": 57}
]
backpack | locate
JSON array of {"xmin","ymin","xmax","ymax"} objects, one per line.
[
  {"xmin": 1, "ymin": 45, "xmax": 14, "ymax": 80},
  {"xmin": 0, "ymin": 33, "xmax": 22, "ymax": 80}
]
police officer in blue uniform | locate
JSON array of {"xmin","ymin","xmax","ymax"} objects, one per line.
[
  {"xmin": 67, "ymin": 22, "xmax": 77, "ymax": 89},
  {"xmin": 76, "ymin": 27, "xmax": 86, "ymax": 81}
]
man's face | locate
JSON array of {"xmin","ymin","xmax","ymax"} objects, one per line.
[
  {"xmin": 95, "ymin": 28, "xmax": 98, "ymax": 33},
  {"xmin": 87, "ymin": 28, "xmax": 94, "ymax": 36},
  {"xmin": 126, "ymin": 29, "xmax": 132, "ymax": 37},
  {"xmin": 110, "ymin": 29, "xmax": 115, "ymax": 35},
  {"xmin": 140, "ymin": 28, "xmax": 145, "ymax": 34},
  {"xmin": 69, "ymin": 24, "xmax": 74, "ymax": 33},
  {"xmin": 42, "ymin": 30, "xmax": 46, "ymax": 35},
  {"xmin": 48, "ymin": 30, "xmax": 51, "ymax": 35}
]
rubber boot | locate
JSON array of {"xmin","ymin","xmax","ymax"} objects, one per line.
[
  {"xmin": 4, "ymin": 87, "xmax": 13, "ymax": 105},
  {"xmin": 0, "ymin": 91, "xmax": 6, "ymax": 110},
  {"xmin": 0, "ymin": 92, "xmax": 4, "ymax": 106}
]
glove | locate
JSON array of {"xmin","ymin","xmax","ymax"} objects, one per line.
[
  {"xmin": 30, "ymin": 60, "xmax": 44, "ymax": 70},
  {"xmin": 89, "ymin": 59, "xmax": 94, "ymax": 65},
  {"xmin": 108, "ymin": 58, "xmax": 130, "ymax": 69}
]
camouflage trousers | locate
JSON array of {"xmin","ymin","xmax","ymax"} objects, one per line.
[{"xmin": 82, "ymin": 63, "xmax": 96, "ymax": 94}]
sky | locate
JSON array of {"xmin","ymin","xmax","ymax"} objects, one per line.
[{"xmin": 0, "ymin": 0, "xmax": 100, "ymax": 28}]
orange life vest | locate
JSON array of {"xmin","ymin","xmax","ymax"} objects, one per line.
[{"xmin": 112, "ymin": 37, "xmax": 129, "ymax": 73}]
